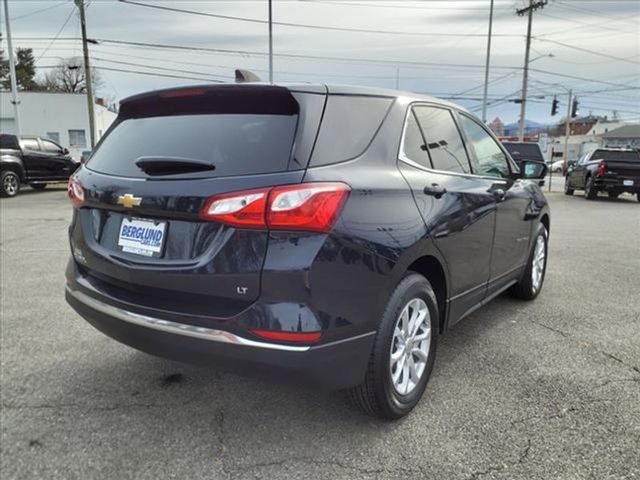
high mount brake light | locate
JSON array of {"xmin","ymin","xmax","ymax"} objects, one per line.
[
  {"xmin": 68, "ymin": 176, "xmax": 85, "ymax": 207},
  {"xmin": 597, "ymin": 160, "xmax": 607, "ymax": 177},
  {"xmin": 200, "ymin": 183, "xmax": 351, "ymax": 233}
]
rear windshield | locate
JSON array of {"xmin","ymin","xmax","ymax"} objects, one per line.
[
  {"xmin": 86, "ymin": 114, "xmax": 298, "ymax": 178},
  {"xmin": 592, "ymin": 149, "xmax": 639, "ymax": 161},
  {"xmin": 502, "ymin": 143, "xmax": 543, "ymax": 161}
]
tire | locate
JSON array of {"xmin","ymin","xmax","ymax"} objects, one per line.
[
  {"xmin": 564, "ymin": 176, "xmax": 574, "ymax": 196},
  {"xmin": 31, "ymin": 184, "xmax": 47, "ymax": 190},
  {"xmin": 584, "ymin": 176, "xmax": 597, "ymax": 200},
  {"xmin": 1, "ymin": 170, "xmax": 20, "ymax": 197},
  {"xmin": 509, "ymin": 223, "xmax": 548, "ymax": 301},
  {"xmin": 346, "ymin": 272, "xmax": 438, "ymax": 420}
]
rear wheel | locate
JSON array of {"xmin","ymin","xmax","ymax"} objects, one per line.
[
  {"xmin": 346, "ymin": 273, "xmax": 438, "ymax": 419},
  {"xmin": 509, "ymin": 223, "xmax": 548, "ymax": 300},
  {"xmin": 31, "ymin": 184, "xmax": 47, "ymax": 190},
  {"xmin": 564, "ymin": 176, "xmax": 574, "ymax": 196},
  {"xmin": 584, "ymin": 176, "xmax": 597, "ymax": 200},
  {"xmin": 1, "ymin": 171, "xmax": 20, "ymax": 197}
]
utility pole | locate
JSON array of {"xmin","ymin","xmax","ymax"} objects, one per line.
[
  {"xmin": 395, "ymin": 67, "xmax": 400, "ymax": 90},
  {"xmin": 481, "ymin": 0, "xmax": 494, "ymax": 123},
  {"xmin": 3, "ymin": 0, "xmax": 21, "ymax": 135},
  {"xmin": 268, "ymin": 0, "xmax": 273, "ymax": 83},
  {"xmin": 563, "ymin": 89, "xmax": 573, "ymax": 172},
  {"xmin": 516, "ymin": 0, "xmax": 547, "ymax": 141},
  {"xmin": 75, "ymin": 0, "xmax": 96, "ymax": 148}
]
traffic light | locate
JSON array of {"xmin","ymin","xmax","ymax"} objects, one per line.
[
  {"xmin": 571, "ymin": 97, "xmax": 579, "ymax": 118},
  {"xmin": 551, "ymin": 96, "xmax": 559, "ymax": 116}
]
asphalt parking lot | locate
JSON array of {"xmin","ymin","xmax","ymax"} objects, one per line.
[{"xmin": 1, "ymin": 185, "xmax": 639, "ymax": 480}]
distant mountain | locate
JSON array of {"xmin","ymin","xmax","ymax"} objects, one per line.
[{"xmin": 503, "ymin": 120, "xmax": 551, "ymax": 136}]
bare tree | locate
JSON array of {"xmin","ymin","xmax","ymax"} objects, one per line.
[{"xmin": 41, "ymin": 57, "xmax": 102, "ymax": 93}]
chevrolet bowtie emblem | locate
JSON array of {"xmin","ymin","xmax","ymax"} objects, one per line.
[{"xmin": 117, "ymin": 194, "xmax": 142, "ymax": 208}]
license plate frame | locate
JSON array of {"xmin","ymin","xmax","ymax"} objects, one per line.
[{"xmin": 118, "ymin": 217, "xmax": 167, "ymax": 258}]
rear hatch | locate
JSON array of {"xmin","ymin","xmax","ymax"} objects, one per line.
[
  {"xmin": 592, "ymin": 149, "xmax": 640, "ymax": 179},
  {"xmin": 70, "ymin": 84, "xmax": 326, "ymax": 318}
]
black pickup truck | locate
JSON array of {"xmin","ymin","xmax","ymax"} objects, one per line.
[
  {"xmin": 0, "ymin": 134, "xmax": 79, "ymax": 197},
  {"xmin": 564, "ymin": 148, "xmax": 640, "ymax": 201}
]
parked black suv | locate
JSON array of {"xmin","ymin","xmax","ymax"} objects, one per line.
[
  {"xmin": 65, "ymin": 84, "xmax": 550, "ymax": 419},
  {"xmin": 564, "ymin": 148, "xmax": 640, "ymax": 201},
  {"xmin": 0, "ymin": 134, "xmax": 79, "ymax": 197}
]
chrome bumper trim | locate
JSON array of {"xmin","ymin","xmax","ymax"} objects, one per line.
[{"xmin": 66, "ymin": 286, "xmax": 310, "ymax": 352}]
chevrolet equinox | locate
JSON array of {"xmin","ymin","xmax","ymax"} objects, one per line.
[{"xmin": 65, "ymin": 84, "xmax": 550, "ymax": 419}]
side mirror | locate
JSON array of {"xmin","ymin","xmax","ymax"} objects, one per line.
[
  {"xmin": 62, "ymin": 148, "xmax": 70, "ymax": 155},
  {"xmin": 567, "ymin": 159, "xmax": 576, "ymax": 167},
  {"xmin": 521, "ymin": 160, "xmax": 547, "ymax": 180}
]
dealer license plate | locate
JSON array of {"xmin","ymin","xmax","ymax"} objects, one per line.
[
  {"xmin": 623, "ymin": 180, "xmax": 634, "ymax": 186},
  {"xmin": 118, "ymin": 217, "xmax": 167, "ymax": 257}
]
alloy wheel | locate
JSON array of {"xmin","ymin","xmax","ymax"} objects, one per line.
[
  {"xmin": 3, "ymin": 174, "xmax": 18, "ymax": 196},
  {"xmin": 531, "ymin": 234, "xmax": 546, "ymax": 291},
  {"xmin": 390, "ymin": 298, "xmax": 431, "ymax": 395}
]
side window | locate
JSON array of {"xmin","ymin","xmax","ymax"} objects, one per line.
[
  {"xmin": 413, "ymin": 106, "xmax": 471, "ymax": 174},
  {"xmin": 21, "ymin": 139, "xmax": 40, "ymax": 151},
  {"xmin": 41, "ymin": 139, "xmax": 62, "ymax": 153},
  {"xmin": 459, "ymin": 114, "xmax": 510, "ymax": 178},
  {"xmin": 401, "ymin": 110, "xmax": 430, "ymax": 168}
]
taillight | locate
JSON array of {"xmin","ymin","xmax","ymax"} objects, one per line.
[
  {"xmin": 68, "ymin": 176, "xmax": 85, "ymax": 207},
  {"xmin": 597, "ymin": 160, "xmax": 607, "ymax": 176},
  {"xmin": 200, "ymin": 182, "xmax": 350, "ymax": 233},
  {"xmin": 250, "ymin": 329, "xmax": 323, "ymax": 343},
  {"xmin": 200, "ymin": 188, "xmax": 269, "ymax": 228}
]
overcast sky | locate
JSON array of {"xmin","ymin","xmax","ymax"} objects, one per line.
[{"xmin": 3, "ymin": 0, "xmax": 639, "ymax": 124}]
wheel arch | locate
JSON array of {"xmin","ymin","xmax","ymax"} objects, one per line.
[
  {"xmin": 1, "ymin": 158, "xmax": 26, "ymax": 182},
  {"xmin": 406, "ymin": 255, "xmax": 448, "ymax": 333}
]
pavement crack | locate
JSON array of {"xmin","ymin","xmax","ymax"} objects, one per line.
[
  {"xmin": 528, "ymin": 319, "xmax": 569, "ymax": 337},
  {"xmin": 600, "ymin": 351, "xmax": 640, "ymax": 375}
]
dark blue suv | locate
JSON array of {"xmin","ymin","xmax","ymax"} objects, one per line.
[{"xmin": 65, "ymin": 84, "xmax": 550, "ymax": 419}]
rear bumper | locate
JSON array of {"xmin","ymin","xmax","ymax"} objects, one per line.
[
  {"xmin": 594, "ymin": 177, "xmax": 640, "ymax": 192},
  {"xmin": 65, "ymin": 285, "xmax": 375, "ymax": 390}
]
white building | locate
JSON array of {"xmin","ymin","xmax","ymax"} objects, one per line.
[{"xmin": 0, "ymin": 91, "xmax": 117, "ymax": 159}]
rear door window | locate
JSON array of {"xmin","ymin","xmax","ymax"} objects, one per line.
[
  {"xmin": 86, "ymin": 114, "xmax": 298, "ymax": 178},
  {"xmin": 413, "ymin": 106, "xmax": 471, "ymax": 174},
  {"xmin": 401, "ymin": 111, "xmax": 430, "ymax": 168}
]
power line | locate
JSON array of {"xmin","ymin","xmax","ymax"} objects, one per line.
[
  {"xmin": 553, "ymin": 1, "xmax": 640, "ymax": 26},
  {"xmin": 92, "ymin": 57, "xmax": 233, "ymax": 80},
  {"xmin": 11, "ymin": 1, "xmax": 68, "ymax": 21},
  {"xmin": 116, "ymin": 0, "xmax": 522, "ymax": 38},
  {"xmin": 36, "ymin": 64, "xmax": 226, "ymax": 83},
  {"xmin": 533, "ymin": 37, "xmax": 640, "ymax": 65},
  {"xmin": 35, "ymin": 6, "xmax": 76, "ymax": 63},
  {"xmin": 17, "ymin": 36, "xmax": 640, "ymax": 90}
]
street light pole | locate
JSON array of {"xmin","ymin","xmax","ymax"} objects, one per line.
[
  {"xmin": 481, "ymin": 0, "xmax": 494, "ymax": 124},
  {"xmin": 75, "ymin": 0, "xmax": 96, "ymax": 148},
  {"xmin": 3, "ymin": 0, "xmax": 21, "ymax": 135},
  {"xmin": 268, "ymin": 0, "xmax": 273, "ymax": 83}
]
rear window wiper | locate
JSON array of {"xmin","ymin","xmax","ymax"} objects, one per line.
[{"xmin": 135, "ymin": 156, "xmax": 216, "ymax": 176}]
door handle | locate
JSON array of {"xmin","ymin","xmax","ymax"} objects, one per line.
[
  {"xmin": 489, "ymin": 188, "xmax": 506, "ymax": 202},
  {"xmin": 423, "ymin": 184, "xmax": 447, "ymax": 199}
]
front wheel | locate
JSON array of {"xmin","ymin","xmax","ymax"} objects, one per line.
[
  {"xmin": 1, "ymin": 171, "xmax": 20, "ymax": 197},
  {"xmin": 346, "ymin": 273, "xmax": 438, "ymax": 419},
  {"xmin": 509, "ymin": 223, "xmax": 548, "ymax": 300}
]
